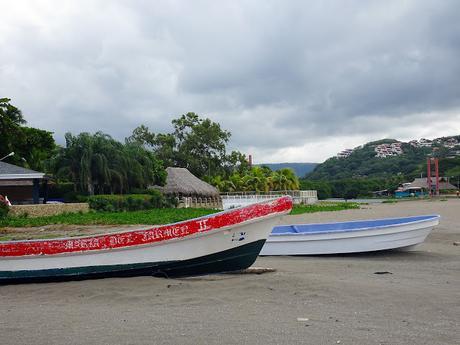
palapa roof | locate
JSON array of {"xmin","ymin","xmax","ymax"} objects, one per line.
[
  {"xmin": 409, "ymin": 178, "xmax": 457, "ymax": 190},
  {"xmin": 154, "ymin": 167, "xmax": 219, "ymax": 197}
]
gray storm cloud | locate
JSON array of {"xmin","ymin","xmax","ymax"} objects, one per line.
[{"xmin": 0, "ymin": 0, "xmax": 459, "ymax": 162}]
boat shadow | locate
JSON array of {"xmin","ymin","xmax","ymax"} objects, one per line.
[{"xmin": 293, "ymin": 248, "xmax": 444, "ymax": 261}]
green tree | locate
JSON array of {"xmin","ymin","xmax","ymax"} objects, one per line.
[
  {"xmin": 129, "ymin": 112, "xmax": 237, "ymax": 178},
  {"xmin": 0, "ymin": 98, "xmax": 26, "ymax": 159},
  {"xmin": 172, "ymin": 112, "xmax": 230, "ymax": 178},
  {"xmin": 270, "ymin": 168, "xmax": 300, "ymax": 190},
  {"xmin": 15, "ymin": 127, "xmax": 55, "ymax": 171},
  {"xmin": 0, "ymin": 98, "xmax": 55, "ymax": 170},
  {"xmin": 242, "ymin": 167, "xmax": 270, "ymax": 192},
  {"xmin": 224, "ymin": 151, "xmax": 251, "ymax": 175},
  {"xmin": 52, "ymin": 132, "xmax": 165, "ymax": 195}
]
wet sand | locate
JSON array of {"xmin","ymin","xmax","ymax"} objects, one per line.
[{"xmin": 1, "ymin": 199, "xmax": 459, "ymax": 345}]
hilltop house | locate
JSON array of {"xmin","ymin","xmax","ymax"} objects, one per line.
[
  {"xmin": 0, "ymin": 161, "xmax": 48, "ymax": 204},
  {"xmin": 337, "ymin": 149, "xmax": 354, "ymax": 158},
  {"xmin": 374, "ymin": 142, "xmax": 403, "ymax": 158}
]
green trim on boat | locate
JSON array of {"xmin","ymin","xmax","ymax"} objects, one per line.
[{"xmin": 0, "ymin": 240, "xmax": 266, "ymax": 284}]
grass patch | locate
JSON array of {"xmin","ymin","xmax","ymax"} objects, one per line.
[
  {"xmin": 0, "ymin": 208, "xmax": 217, "ymax": 228},
  {"xmin": 290, "ymin": 202, "xmax": 360, "ymax": 215},
  {"xmin": 1, "ymin": 201, "xmax": 362, "ymax": 229}
]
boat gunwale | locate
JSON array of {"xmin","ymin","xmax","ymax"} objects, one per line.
[
  {"xmin": 0, "ymin": 196, "xmax": 293, "ymax": 258},
  {"xmin": 1, "ymin": 196, "xmax": 292, "ymax": 245},
  {"xmin": 0, "ymin": 209, "xmax": 290, "ymax": 260},
  {"xmin": 270, "ymin": 214, "xmax": 440, "ymax": 236}
]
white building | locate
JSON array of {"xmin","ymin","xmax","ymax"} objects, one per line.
[{"xmin": 337, "ymin": 149, "xmax": 354, "ymax": 158}]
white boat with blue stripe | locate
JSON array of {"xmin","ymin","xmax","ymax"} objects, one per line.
[{"xmin": 260, "ymin": 215, "xmax": 440, "ymax": 255}]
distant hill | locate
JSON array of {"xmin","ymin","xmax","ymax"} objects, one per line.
[
  {"xmin": 259, "ymin": 163, "xmax": 318, "ymax": 178},
  {"xmin": 307, "ymin": 135, "xmax": 460, "ymax": 180}
]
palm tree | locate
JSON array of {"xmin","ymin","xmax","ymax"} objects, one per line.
[
  {"xmin": 211, "ymin": 175, "xmax": 227, "ymax": 192},
  {"xmin": 279, "ymin": 168, "xmax": 300, "ymax": 190},
  {"xmin": 270, "ymin": 168, "xmax": 299, "ymax": 191},
  {"xmin": 269, "ymin": 170, "xmax": 288, "ymax": 190},
  {"xmin": 243, "ymin": 167, "xmax": 270, "ymax": 192},
  {"xmin": 52, "ymin": 132, "xmax": 166, "ymax": 195}
]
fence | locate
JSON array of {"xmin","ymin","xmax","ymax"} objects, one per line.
[
  {"xmin": 177, "ymin": 196, "xmax": 223, "ymax": 209},
  {"xmin": 220, "ymin": 190, "xmax": 317, "ymax": 210}
]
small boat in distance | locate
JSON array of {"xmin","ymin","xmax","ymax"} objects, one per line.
[
  {"xmin": 0, "ymin": 196, "xmax": 292, "ymax": 284},
  {"xmin": 260, "ymin": 215, "xmax": 440, "ymax": 256}
]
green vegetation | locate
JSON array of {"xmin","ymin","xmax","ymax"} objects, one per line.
[
  {"xmin": 290, "ymin": 202, "xmax": 360, "ymax": 215},
  {"xmin": 50, "ymin": 132, "xmax": 166, "ymax": 195},
  {"xmin": 308, "ymin": 139, "xmax": 434, "ymax": 180},
  {"xmin": 211, "ymin": 166, "xmax": 300, "ymax": 193},
  {"xmin": 2, "ymin": 98, "xmax": 458, "ymax": 204},
  {"xmin": 87, "ymin": 191, "xmax": 172, "ymax": 212},
  {"xmin": 127, "ymin": 112, "xmax": 249, "ymax": 179},
  {"xmin": 0, "ymin": 201, "xmax": 361, "ymax": 231},
  {"xmin": 0, "ymin": 98, "xmax": 55, "ymax": 171},
  {"xmin": 0, "ymin": 199, "xmax": 9, "ymax": 219},
  {"xmin": 302, "ymin": 138, "xmax": 460, "ymax": 199},
  {"xmin": 0, "ymin": 208, "xmax": 217, "ymax": 229},
  {"xmin": 308, "ymin": 139, "xmax": 460, "ymax": 182},
  {"xmin": 300, "ymin": 177, "xmax": 405, "ymax": 199}
]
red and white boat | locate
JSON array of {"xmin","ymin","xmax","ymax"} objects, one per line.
[{"xmin": 0, "ymin": 196, "xmax": 292, "ymax": 284}]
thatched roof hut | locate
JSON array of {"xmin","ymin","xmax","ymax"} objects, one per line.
[
  {"xmin": 409, "ymin": 178, "xmax": 457, "ymax": 190},
  {"xmin": 154, "ymin": 167, "xmax": 219, "ymax": 197}
]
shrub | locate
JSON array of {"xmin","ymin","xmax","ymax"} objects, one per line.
[
  {"xmin": 0, "ymin": 201, "xmax": 9, "ymax": 219},
  {"xmin": 144, "ymin": 189, "xmax": 165, "ymax": 208},
  {"xmin": 164, "ymin": 195, "xmax": 179, "ymax": 208},
  {"xmin": 47, "ymin": 182, "xmax": 75, "ymax": 198},
  {"xmin": 62, "ymin": 191, "xmax": 86, "ymax": 203},
  {"xmin": 130, "ymin": 188, "xmax": 148, "ymax": 194},
  {"xmin": 87, "ymin": 193, "xmax": 168, "ymax": 212}
]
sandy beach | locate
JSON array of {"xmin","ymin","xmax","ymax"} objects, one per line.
[{"xmin": 1, "ymin": 199, "xmax": 459, "ymax": 345}]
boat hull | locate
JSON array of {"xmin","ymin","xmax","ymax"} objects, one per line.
[
  {"xmin": 2, "ymin": 240, "xmax": 266, "ymax": 284},
  {"xmin": 1, "ymin": 197, "xmax": 292, "ymax": 283},
  {"xmin": 260, "ymin": 215, "xmax": 440, "ymax": 255}
]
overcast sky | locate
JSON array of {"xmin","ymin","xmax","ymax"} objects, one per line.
[{"xmin": 1, "ymin": 0, "xmax": 459, "ymax": 163}]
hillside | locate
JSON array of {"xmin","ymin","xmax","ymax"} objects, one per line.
[
  {"xmin": 259, "ymin": 163, "xmax": 318, "ymax": 177},
  {"xmin": 307, "ymin": 136, "xmax": 460, "ymax": 180}
]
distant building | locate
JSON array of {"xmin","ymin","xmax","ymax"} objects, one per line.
[
  {"xmin": 337, "ymin": 149, "xmax": 354, "ymax": 158},
  {"xmin": 374, "ymin": 142, "xmax": 404, "ymax": 158},
  {"xmin": 445, "ymin": 138, "xmax": 458, "ymax": 148},
  {"xmin": 418, "ymin": 138, "xmax": 433, "ymax": 147},
  {"xmin": 0, "ymin": 162, "xmax": 47, "ymax": 204},
  {"xmin": 408, "ymin": 178, "xmax": 457, "ymax": 191}
]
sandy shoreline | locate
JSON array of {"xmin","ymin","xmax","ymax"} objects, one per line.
[{"xmin": 1, "ymin": 199, "xmax": 459, "ymax": 345}]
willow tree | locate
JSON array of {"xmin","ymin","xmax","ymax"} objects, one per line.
[{"xmin": 52, "ymin": 132, "xmax": 165, "ymax": 195}]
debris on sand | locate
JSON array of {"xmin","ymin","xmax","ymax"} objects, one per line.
[{"xmin": 225, "ymin": 267, "xmax": 276, "ymax": 275}]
